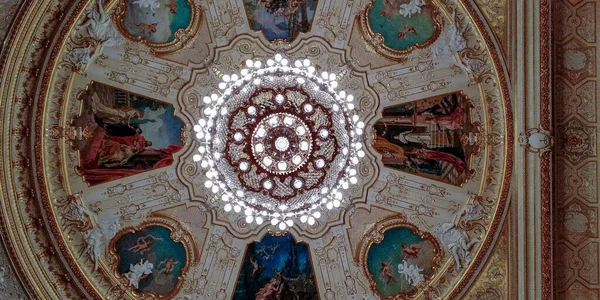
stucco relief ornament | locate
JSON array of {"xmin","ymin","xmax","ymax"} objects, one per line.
[
  {"xmin": 399, "ymin": 0, "xmax": 425, "ymax": 18},
  {"xmin": 78, "ymin": 0, "xmax": 123, "ymax": 47},
  {"xmin": 0, "ymin": 266, "xmax": 6, "ymax": 289},
  {"xmin": 519, "ymin": 126, "xmax": 554, "ymax": 155},
  {"xmin": 68, "ymin": 0, "xmax": 123, "ymax": 71},
  {"xmin": 397, "ymin": 260, "xmax": 425, "ymax": 286},
  {"xmin": 132, "ymin": 0, "xmax": 161, "ymax": 12},
  {"xmin": 434, "ymin": 223, "xmax": 479, "ymax": 270},
  {"xmin": 65, "ymin": 46, "xmax": 94, "ymax": 71},
  {"xmin": 433, "ymin": 12, "xmax": 467, "ymax": 58},
  {"xmin": 193, "ymin": 54, "xmax": 365, "ymax": 230},
  {"xmin": 83, "ymin": 218, "xmax": 121, "ymax": 270},
  {"xmin": 125, "ymin": 259, "xmax": 154, "ymax": 288},
  {"xmin": 175, "ymin": 294, "xmax": 203, "ymax": 300}
]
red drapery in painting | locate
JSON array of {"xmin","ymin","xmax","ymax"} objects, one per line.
[{"xmin": 78, "ymin": 128, "xmax": 182, "ymax": 185}]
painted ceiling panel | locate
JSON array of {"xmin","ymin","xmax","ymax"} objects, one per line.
[{"xmin": 0, "ymin": 0, "xmax": 561, "ymax": 299}]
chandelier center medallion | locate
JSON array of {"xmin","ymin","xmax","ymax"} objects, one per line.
[{"xmin": 193, "ymin": 54, "xmax": 365, "ymax": 230}]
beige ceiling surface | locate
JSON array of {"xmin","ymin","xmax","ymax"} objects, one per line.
[{"xmin": 0, "ymin": 0, "xmax": 521, "ymax": 299}]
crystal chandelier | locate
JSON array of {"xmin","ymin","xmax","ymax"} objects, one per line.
[{"xmin": 193, "ymin": 54, "xmax": 365, "ymax": 230}]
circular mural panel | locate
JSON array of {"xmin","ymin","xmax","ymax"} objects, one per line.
[{"xmin": 0, "ymin": 0, "xmax": 512, "ymax": 299}]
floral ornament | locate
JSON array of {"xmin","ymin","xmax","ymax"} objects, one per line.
[
  {"xmin": 557, "ymin": 118, "xmax": 596, "ymax": 163},
  {"xmin": 193, "ymin": 54, "xmax": 365, "ymax": 230},
  {"xmin": 399, "ymin": 0, "xmax": 424, "ymax": 18}
]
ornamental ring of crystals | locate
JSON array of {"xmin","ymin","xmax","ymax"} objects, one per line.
[
  {"xmin": 192, "ymin": 54, "xmax": 366, "ymax": 229},
  {"xmin": 251, "ymin": 113, "xmax": 313, "ymax": 175}
]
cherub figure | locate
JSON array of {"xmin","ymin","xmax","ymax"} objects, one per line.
[
  {"xmin": 128, "ymin": 234, "xmax": 163, "ymax": 254},
  {"xmin": 397, "ymin": 24, "xmax": 417, "ymax": 41},
  {"xmin": 78, "ymin": 0, "xmax": 122, "ymax": 47},
  {"xmin": 158, "ymin": 257, "xmax": 179, "ymax": 275},
  {"xmin": 401, "ymin": 243, "xmax": 422, "ymax": 260},
  {"xmin": 379, "ymin": 260, "xmax": 397, "ymax": 285}
]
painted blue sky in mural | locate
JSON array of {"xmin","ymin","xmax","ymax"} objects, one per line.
[{"xmin": 234, "ymin": 233, "xmax": 317, "ymax": 300}]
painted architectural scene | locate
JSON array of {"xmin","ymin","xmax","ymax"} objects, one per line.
[
  {"xmin": 244, "ymin": 0, "xmax": 318, "ymax": 41},
  {"xmin": 112, "ymin": 225, "xmax": 187, "ymax": 296},
  {"xmin": 120, "ymin": 0, "xmax": 192, "ymax": 44},
  {"xmin": 73, "ymin": 82, "xmax": 184, "ymax": 185},
  {"xmin": 367, "ymin": 0, "xmax": 438, "ymax": 51},
  {"xmin": 233, "ymin": 233, "xmax": 318, "ymax": 300},
  {"xmin": 373, "ymin": 92, "xmax": 474, "ymax": 185},
  {"xmin": 366, "ymin": 226, "xmax": 438, "ymax": 297}
]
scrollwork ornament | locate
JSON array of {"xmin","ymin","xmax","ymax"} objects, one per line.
[{"xmin": 519, "ymin": 126, "xmax": 554, "ymax": 156}]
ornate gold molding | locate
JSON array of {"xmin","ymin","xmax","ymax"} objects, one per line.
[{"xmin": 114, "ymin": 0, "xmax": 203, "ymax": 54}]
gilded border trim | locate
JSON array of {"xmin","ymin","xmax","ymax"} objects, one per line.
[
  {"xmin": 540, "ymin": 0, "xmax": 552, "ymax": 297},
  {"xmin": 113, "ymin": 0, "xmax": 203, "ymax": 54},
  {"xmin": 107, "ymin": 216, "xmax": 199, "ymax": 299},
  {"xmin": 356, "ymin": 216, "xmax": 443, "ymax": 300},
  {"xmin": 357, "ymin": 0, "xmax": 443, "ymax": 62},
  {"xmin": 447, "ymin": 0, "xmax": 515, "ymax": 297},
  {"xmin": 71, "ymin": 80, "xmax": 188, "ymax": 186},
  {"xmin": 372, "ymin": 90, "xmax": 481, "ymax": 187},
  {"xmin": 230, "ymin": 231, "xmax": 321, "ymax": 299}
]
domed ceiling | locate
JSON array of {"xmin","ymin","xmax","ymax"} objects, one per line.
[{"xmin": 0, "ymin": 0, "xmax": 513, "ymax": 299}]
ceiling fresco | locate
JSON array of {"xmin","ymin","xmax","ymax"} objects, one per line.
[{"xmin": 0, "ymin": 0, "xmax": 521, "ymax": 299}]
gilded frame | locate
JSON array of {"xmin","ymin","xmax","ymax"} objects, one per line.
[
  {"xmin": 71, "ymin": 80, "xmax": 188, "ymax": 186},
  {"xmin": 231, "ymin": 231, "xmax": 321, "ymax": 298},
  {"xmin": 113, "ymin": 0, "xmax": 203, "ymax": 54},
  {"xmin": 371, "ymin": 90, "xmax": 481, "ymax": 187},
  {"xmin": 358, "ymin": 0, "xmax": 443, "ymax": 61},
  {"xmin": 356, "ymin": 216, "xmax": 443, "ymax": 299},
  {"xmin": 107, "ymin": 216, "xmax": 199, "ymax": 299},
  {"xmin": 242, "ymin": 0, "xmax": 319, "ymax": 44},
  {"xmin": 0, "ymin": 0, "xmax": 523, "ymax": 298}
]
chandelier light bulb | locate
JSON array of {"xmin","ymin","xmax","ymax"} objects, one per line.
[
  {"xmin": 278, "ymin": 222, "xmax": 287, "ymax": 231},
  {"xmin": 285, "ymin": 219, "xmax": 294, "ymax": 227},
  {"xmin": 191, "ymin": 54, "xmax": 366, "ymax": 230}
]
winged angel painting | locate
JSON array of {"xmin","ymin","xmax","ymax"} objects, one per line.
[
  {"xmin": 113, "ymin": 225, "xmax": 187, "ymax": 296},
  {"xmin": 367, "ymin": 227, "xmax": 438, "ymax": 297},
  {"xmin": 121, "ymin": 0, "xmax": 192, "ymax": 43},
  {"xmin": 367, "ymin": 0, "xmax": 437, "ymax": 51}
]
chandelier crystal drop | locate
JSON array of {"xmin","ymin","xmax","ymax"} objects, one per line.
[{"xmin": 193, "ymin": 54, "xmax": 366, "ymax": 230}]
